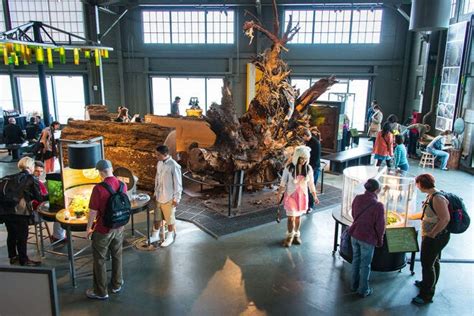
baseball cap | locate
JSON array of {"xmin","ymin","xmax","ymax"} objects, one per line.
[{"xmin": 95, "ymin": 159, "xmax": 112, "ymax": 171}]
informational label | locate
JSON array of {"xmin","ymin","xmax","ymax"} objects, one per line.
[{"xmin": 386, "ymin": 227, "xmax": 419, "ymax": 253}]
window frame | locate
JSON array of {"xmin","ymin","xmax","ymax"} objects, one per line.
[
  {"xmin": 142, "ymin": 9, "xmax": 235, "ymax": 45},
  {"xmin": 284, "ymin": 7, "xmax": 383, "ymax": 45}
]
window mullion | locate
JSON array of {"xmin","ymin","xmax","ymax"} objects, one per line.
[
  {"xmin": 312, "ymin": 10, "xmax": 316, "ymax": 44},
  {"xmin": 169, "ymin": 11, "xmax": 173, "ymax": 44},
  {"xmin": 349, "ymin": 9, "xmax": 354, "ymax": 44}
]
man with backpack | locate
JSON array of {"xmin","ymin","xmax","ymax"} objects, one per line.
[
  {"xmin": 408, "ymin": 173, "xmax": 470, "ymax": 305},
  {"xmin": 85, "ymin": 159, "xmax": 130, "ymax": 300}
]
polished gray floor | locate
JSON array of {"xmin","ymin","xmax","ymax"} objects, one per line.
[{"xmin": 0, "ymin": 153, "xmax": 473, "ymax": 316}]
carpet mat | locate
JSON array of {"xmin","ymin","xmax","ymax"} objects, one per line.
[{"xmin": 176, "ymin": 184, "xmax": 342, "ymax": 238}]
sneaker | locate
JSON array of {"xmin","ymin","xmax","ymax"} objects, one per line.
[
  {"xmin": 283, "ymin": 234, "xmax": 294, "ymax": 247},
  {"xmin": 414, "ymin": 280, "xmax": 422, "ymax": 289},
  {"xmin": 9, "ymin": 256, "xmax": 19, "ymax": 265},
  {"xmin": 411, "ymin": 295, "xmax": 433, "ymax": 305},
  {"xmin": 111, "ymin": 282, "xmax": 123, "ymax": 294},
  {"xmin": 358, "ymin": 288, "xmax": 373, "ymax": 298},
  {"xmin": 161, "ymin": 232, "xmax": 175, "ymax": 248},
  {"xmin": 21, "ymin": 259, "xmax": 41, "ymax": 267},
  {"xmin": 86, "ymin": 289, "xmax": 109, "ymax": 300}
]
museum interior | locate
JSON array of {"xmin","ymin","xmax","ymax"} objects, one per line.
[{"xmin": 0, "ymin": 0, "xmax": 473, "ymax": 315}]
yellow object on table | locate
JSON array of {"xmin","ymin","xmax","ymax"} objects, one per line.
[
  {"xmin": 56, "ymin": 209, "xmax": 88, "ymax": 230},
  {"xmin": 186, "ymin": 109, "xmax": 202, "ymax": 117}
]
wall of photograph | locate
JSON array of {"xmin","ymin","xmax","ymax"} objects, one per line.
[{"xmin": 436, "ymin": 21, "xmax": 469, "ymax": 131}]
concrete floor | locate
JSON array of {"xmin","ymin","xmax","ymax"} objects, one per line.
[{"xmin": 0, "ymin": 153, "xmax": 473, "ymax": 316}]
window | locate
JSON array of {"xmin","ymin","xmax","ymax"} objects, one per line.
[
  {"xmin": 284, "ymin": 10, "xmax": 314, "ymax": 44},
  {"xmin": 16, "ymin": 75, "xmax": 85, "ymax": 123},
  {"xmin": 0, "ymin": 4, "xmax": 5, "ymax": 31},
  {"xmin": 9, "ymin": 0, "xmax": 85, "ymax": 43},
  {"xmin": 284, "ymin": 8, "xmax": 383, "ymax": 44},
  {"xmin": 291, "ymin": 78, "xmax": 311, "ymax": 95},
  {"xmin": 315, "ymin": 10, "xmax": 351, "ymax": 44},
  {"xmin": 151, "ymin": 76, "xmax": 224, "ymax": 115},
  {"xmin": 143, "ymin": 10, "xmax": 234, "ymax": 44},
  {"xmin": 464, "ymin": 0, "xmax": 474, "ymax": 13},
  {"xmin": 451, "ymin": 0, "xmax": 457, "ymax": 18},
  {"xmin": 351, "ymin": 10, "xmax": 382, "ymax": 44},
  {"xmin": 0, "ymin": 75, "xmax": 14, "ymax": 111}
]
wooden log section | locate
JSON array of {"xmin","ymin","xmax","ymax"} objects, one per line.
[{"xmin": 61, "ymin": 120, "xmax": 173, "ymax": 191}]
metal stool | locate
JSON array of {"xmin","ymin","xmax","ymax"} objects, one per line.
[
  {"xmin": 419, "ymin": 151, "xmax": 435, "ymax": 168},
  {"xmin": 28, "ymin": 216, "xmax": 52, "ymax": 258}
]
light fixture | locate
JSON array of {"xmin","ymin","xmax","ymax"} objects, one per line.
[{"xmin": 68, "ymin": 143, "xmax": 101, "ymax": 170}]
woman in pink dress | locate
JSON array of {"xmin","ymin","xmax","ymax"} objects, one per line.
[{"xmin": 277, "ymin": 146, "xmax": 319, "ymax": 247}]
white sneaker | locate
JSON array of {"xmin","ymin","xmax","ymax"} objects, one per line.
[
  {"xmin": 161, "ymin": 232, "xmax": 175, "ymax": 248},
  {"xmin": 150, "ymin": 229, "xmax": 160, "ymax": 243}
]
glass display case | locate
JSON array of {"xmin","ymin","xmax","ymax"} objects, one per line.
[{"xmin": 341, "ymin": 166, "xmax": 416, "ymax": 227}]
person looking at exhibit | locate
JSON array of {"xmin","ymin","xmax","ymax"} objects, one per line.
[
  {"xmin": 277, "ymin": 146, "xmax": 318, "ymax": 247},
  {"xmin": 393, "ymin": 135, "xmax": 409, "ymax": 171},
  {"xmin": 0, "ymin": 157, "xmax": 42, "ymax": 266},
  {"xmin": 408, "ymin": 174, "xmax": 450, "ymax": 305},
  {"xmin": 86, "ymin": 160, "xmax": 127, "ymax": 300},
  {"xmin": 373, "ymin": 122, "xmax": 394, "ymax": 167},
  {"xmin": 39, "ymin": 121, "xmax": 60, "ymax": 173},
  {"xmin": 302, "ymin": 128, "xmax": 321, "ymax": 214},
  {"xmin": 150, "ymin": 145, "xmax": 182, "ymax": 248},
  {"xmin": 386, "ymin": 114, "xmax": 401, "ymax": 135},
  {"xmin": 426, "ymin": 130, "xmax": 452, "ymax": 171},
  {"xmin": 347, "ymin": 178, "xmax": 385, "ymax": 298},
  {"xmin": 405, "ymin": 123, "xmax": 431, "ymax": 158}
]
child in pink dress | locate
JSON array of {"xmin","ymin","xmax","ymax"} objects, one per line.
[{"xmin": 277, "ymin": 146, "xmax": 319, "ymax": 247}]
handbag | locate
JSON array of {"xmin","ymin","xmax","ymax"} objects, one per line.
[{"xmin": 340, "ymin": 202, "xmax": 377, "ymax": 255}]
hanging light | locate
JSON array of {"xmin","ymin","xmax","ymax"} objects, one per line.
[{"xmin": 68, "ymin": 143, "xmax": 101, "ymax": 170}]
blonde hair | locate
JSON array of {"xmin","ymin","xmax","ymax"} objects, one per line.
[{"xmin": 18, "ymin": 157, "xmax": 35, "ymax": 171}]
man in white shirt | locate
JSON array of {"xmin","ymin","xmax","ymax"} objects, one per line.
[{"xmin": 150, "ymin": 145, "xmax": 182, "ymax": 247}]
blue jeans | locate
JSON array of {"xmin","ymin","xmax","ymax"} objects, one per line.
[
  {"xmin": 351, "ymin": 237, "xmax": 375, "ymax": 295},
  {"xmin": 308, "ymin": 168, "xmax": 320, "ymax": 208},
  {"xmin": 427, "ymin": 148, "xmax": 449, "ymax": 169}
]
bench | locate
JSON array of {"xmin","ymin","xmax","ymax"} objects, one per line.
[{"xmin": 322, "ymin": 146, "xmax": 372, "ymax": 173}]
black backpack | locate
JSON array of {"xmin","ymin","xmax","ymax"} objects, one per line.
[
  {"xmin": 428, "ymin": 191, "xmax": 470, "ymax": 234},
  {"xmin": 0, "ymin": 173, "xmax": 27, "ymax": 209},
  {"xmin": 100, "ymin": 181, "xmax": 131, "ymax": 229}
]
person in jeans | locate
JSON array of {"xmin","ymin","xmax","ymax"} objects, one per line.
[
  {"xmin": 426, "ymin": 130, "xmax": 451, "ymax": 170},
  {"xmin": 150, "ymin": 145, "xmax": 182, "ymax": 247},
  {"xmin": 409, "ymin": 174, "xmax": 450, "ymax": 305},
  {"xmin": 394, "ymin": 135, "xmax": 409, "ymax": 171},
  {"xmin": 302, "ymin": 128, "xmax": 321, "ymax": 213},
  {"xmin": 86, "ymin": 160, "xmax": 126, "ymax": 300},
  {"xmin": 347, "ymin": 179, "xmax": 385, "ymax": 297},
  {"xmin": 0, "ymin": 157, "xmax": 42, "ymax": 266}
]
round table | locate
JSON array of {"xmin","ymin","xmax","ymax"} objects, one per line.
[{"xmin": 332, "ymin": 207, "xmax": 414, "ymax": 273}]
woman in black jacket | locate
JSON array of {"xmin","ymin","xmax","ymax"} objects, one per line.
[{"xmin": 0, "ymin": 157, "xmax": 42, "ymax": 266}]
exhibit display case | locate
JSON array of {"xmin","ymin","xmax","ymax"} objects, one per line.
[{"xmin": 341, "ymin": 166, "xmax": 416, "ymax": 228}]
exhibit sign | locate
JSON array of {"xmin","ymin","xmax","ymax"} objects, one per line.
[
  {"xmin": 385, "ymin": 227, "xmax": 419, "ymax": 253},
  {"xmin": 436, "ymin": 21, "xmax": 469, "ymax": 131}
]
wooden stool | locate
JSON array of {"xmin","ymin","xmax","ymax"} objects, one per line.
[{"xmin": 419, "ymin": 151, "xmax": 435, "ymax": 168}]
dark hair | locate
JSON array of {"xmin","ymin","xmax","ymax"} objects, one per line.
[
  {"xmin": 175, "ymin": 96, "xmax": 181, "ymax": 101},
  {"xmin": 287, "ymin": 163, "xmax": 309, "ymax": 178},
  {"xmin": 364, "ymin": 178, "xmax": 380, "ymax": 193},
  {"xmin": 156, "ymin": 145, "xmax": 169, "ymax": 155},
  {"xmin": 34, "ymin": 161, "xmax": 44, "ymax": 168},
  {"xmin": 51, "ymin": 121, "xmax": 60, "ymax": 127},
  {"xmin": 395, "ymin": 135, "xmax": 404, "ymax": 145},
  {"xmin": 415, "ymin": 174, "xmax": 435, "ymax": 189},
  {"xmin": 29, "ymin": 117, "xmax": 36, "ymax": 124},
  {"xmin": 387, "ymin": 114, "xmax": 398, "ymax": 123},
  {"xmin": 374, "ymin": 104, "xmax": 381, "ymax": 110},
  {"xmin": 381, "ymin": 122, "xmax": 392, "ymax": 137},
  {"xmin": 372, "ymin": 100, "xmax": 378, "ymax": 105}
]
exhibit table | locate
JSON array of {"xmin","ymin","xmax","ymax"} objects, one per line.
[
  {"xmin": 56, "ymin": 192, "xmax": 151, "ymax": 287},
  {"xmin": 332, "ymin": 207, "xmax": 417, "ymax": 274}
]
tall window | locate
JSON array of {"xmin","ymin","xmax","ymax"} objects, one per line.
[
  {"xmin": 16, "ymin": 75, "xmax": 85, "ymax": 123},
  {"xmin": 0, "ymin": 75, "xmax": 14, "ymax": 111},
  {"xmin": 0, "ymin": 4, "xmax": 5, "ymax": 31},
  {"xmin": 464, "ymin": 0, "xmax": 474, "ymax": 13},
  {"xmin": 291, "ymin": 78, "xmax": 369, "ymax": 131},
  {"xmin": 451, "ymin": 0, "xmax": 457, "ymax": 18},
  {"xmin": 151, "ymin": 77, "xmax": 224, "ymax": 115},
  {"xmin": 285, "ymin": 8, "xmax": 383, "ymax": 44},
  {"xmin": 142, "ymin": 10, "xmax": 234, "ymax": 44},
  {"xmin": 9, "ymin": 0, "xmax": 85, "ymax": 42}
]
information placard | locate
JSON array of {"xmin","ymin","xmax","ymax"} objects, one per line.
[{"xmin": 386, "ymin": 227, "xmax": 419, "ymax": 253}]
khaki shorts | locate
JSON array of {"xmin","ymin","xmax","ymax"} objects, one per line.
[{"xmin": 153, "ymin": 200, "xmax": 176, "ymax": 225}]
